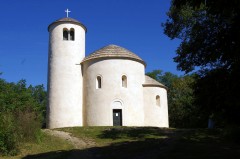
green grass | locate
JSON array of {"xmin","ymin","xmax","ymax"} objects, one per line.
[
  {"xmin": 2, "ymin": 127, "xmax": 240, "ymax": 159},
  {"xmin": 1, "ymin": 131, "xmax": 74, "ymax": 159},
  {"xmin": 58, "ymin": 126, "xmax": 170, "ymax": 145},
  {"xmin": 59, "ymin": 127, "xmax": 240, "ymax": 159},
  {"xmin": 160, "ymin": 129, "xmax": 240, "ymax": 159}
]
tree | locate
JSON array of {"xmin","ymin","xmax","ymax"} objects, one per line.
[
  {"xmin": 28, "ymin": 84, "xmax": 47, "ymax": 126},
  {"xmin": 146, "ymin": 70, "xmax": 205, "ymax": 128},
  {"xmin": 146, "ymin": 70, "xmax": 178, "ymax": 88},
  {"xmin": 0, "ymin": 77, "xmax": 47, "ymax": 155},
  {"xmin": 163, "ymin": 0, "xmax": 240, "ymax": 125}
]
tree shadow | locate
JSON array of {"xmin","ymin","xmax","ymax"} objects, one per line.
[
  {"xmin": 22, "ymin": 128, "xmax": 240, "ymax": 159},
  {"xmin": 22, "ymin": 127, "xmax": 181, "ymax": 159},
  {"xmin": 21, "ymin": 138, "xmax": 171, "ymax": 159},
  {"xmin": 97, "ymin": 127, "xmax": 176, "ymax": 140}
]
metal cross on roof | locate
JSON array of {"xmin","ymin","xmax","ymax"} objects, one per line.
[{"xmin": 65, "ymin": 9, "xmax": 71, "ymax": 17}]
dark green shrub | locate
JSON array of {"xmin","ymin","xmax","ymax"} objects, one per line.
[
  {"xmin": 0, "ymin": 78, "xmax": 46, "ymax": 156},
  {"xmin": 15, "ymin": 109, "xmax": 42, "ymax": 142},
  {"xmin": 0, "ymin": 113, "xmax": 18, "ymax": 156},
  {"xmin": 0, "ymin": 110, "xmax": 43, "ymax": 156},
  {"xmin": 224, "ymin": 126, "xmax": 240, "ymax": 144}
]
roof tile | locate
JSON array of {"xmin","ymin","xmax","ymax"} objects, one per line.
[
  {"xmin": 48, "ymin": 17, "xmax": 87, "ymax": 32},
  {"xmin": 82, "ymin": 44, "xmax": 145, "ymax": 65},
  {"xmin": 143, "ymin": 75, "xmax": 167, "ymax": 89}
]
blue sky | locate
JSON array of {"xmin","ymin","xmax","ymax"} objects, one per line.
[{"xmin": 0, "ymin": 0, "xmax": 182, "ymax": 87}]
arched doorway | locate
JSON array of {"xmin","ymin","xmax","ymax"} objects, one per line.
[{"xmin": 111, "ymin": 100, "xmax": 123, "ymax": 126}]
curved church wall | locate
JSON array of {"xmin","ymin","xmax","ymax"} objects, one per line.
[
  {"xmin": 47, "ymin": 23, "xmax": 85, "ymax": 128},
  {"xmin": 143, "ymin": 86, "xmax": 169, "ymax": 127},
  {"xmin": 82, "ymin": 58, "xmax": 145, "ymax": 126}
]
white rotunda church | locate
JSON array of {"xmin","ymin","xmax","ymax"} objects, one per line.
[{"xmin": 47, "ymin": 17, "xmax": 169, "ymax": 129}]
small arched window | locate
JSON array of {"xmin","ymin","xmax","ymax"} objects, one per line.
[
  {"xmin": 63, "ymin": 29, "xmax": 69, "ymax": 40},
  {"xmin": 156, "ymin": 95, "xmax": 160, "ymax": 106},
  {"xmin": 70, "ymin": 28, "xmax": 75, "ymax": 41},
  {"xmin": 96, "ymin": 76, "xmax": 102, "ymax": 89},
  {"xmin": 122, "ymin": 75, "xmax": 127, "ymax": 88}
]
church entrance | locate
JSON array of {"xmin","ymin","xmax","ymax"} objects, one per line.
[{"xmin": 113, "ymin": 109, "xmax": 122, "ymax": 126}]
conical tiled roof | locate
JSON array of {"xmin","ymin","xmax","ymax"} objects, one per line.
[
  {"xmin": 143, "ymin": 75, "xmax": 167, "ymax": 89},
  {"xmin": 48, "ymin": 17, "xmax": 87, "ymax": 32},
  {"xmin": 82, "ymin": 44, "xmax": 146, "ymax": 66}
]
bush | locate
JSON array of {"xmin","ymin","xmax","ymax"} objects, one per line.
[
  {"xmin": 0, "ymin": 113, "xmax": 18, "ymax": 156},
  {"xmin": 15, "ymin": 109, "xmax": 43, "ymax": 142},
  {"xmin": 0, "ymin": 78, "xmax": 46, "ymax": 156},
  {"xmin": 223, "ymin": 126, "xmax": 240, "ymax": 144},
  {"xmin": 0, "ymin": 110, "xmax": 43, "ymax": 156}
]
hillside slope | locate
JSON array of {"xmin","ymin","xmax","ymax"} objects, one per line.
[{"xmin": 2, "ymin": 127, "xmax": 240, "ymax": 159}]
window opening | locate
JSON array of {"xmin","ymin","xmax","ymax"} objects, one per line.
[
  {"xmin": 70, "ymin": 28, "xmax": 75, "ymax": 41},
  {"xmin": 156, "ymin": 95, "xmax": 160, "ymax": 106},
  {"xmin": 63, "ymin": 30, "xmax": 68, "ymax": 40},
  {"xmin": 122, "ymin": 75, "xmax": 127, "ymax": 88},
  {"xmin": 96, "ymin": 76, "xmax": 102, "ymax": 89}
]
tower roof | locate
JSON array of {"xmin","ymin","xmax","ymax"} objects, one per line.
[
  {"xmin": 143, "ymin": 75, "xmax": 167, "ymax": 89},
  {"xmin": 82, "ymin": 44, "xmax": 146, "ymax": 66},
  {"xmin": 48, "ymin": 17, "xmax": 87, "ymax": 32}
]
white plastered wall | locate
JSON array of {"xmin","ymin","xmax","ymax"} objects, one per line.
[
  {"xmin": 47, "ymin": 23, "xmax": 85, "ymax": 128},
  {"xmin": 82, "ymin": 58, "xmax": 145, "ymax": 126},
  {"xmin": 143, "ymin": 87, "xmax": 169, "ymax": 127}
]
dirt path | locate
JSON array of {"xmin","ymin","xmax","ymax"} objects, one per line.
[{"xmin": 43, "ymin": 129, "xmax": 95, "ymax": 149}]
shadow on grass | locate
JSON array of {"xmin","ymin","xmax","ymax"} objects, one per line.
[
  {"xmin": 22, "ymin": 128, "xmax": 240, "ymax": 159},
  {"xmin": 21, "ymin": 138, "xmax": 170, "ymax": 159},
  {"xmin": 97, "ymin": 127, "xmax": 175, "ymax": 140}
]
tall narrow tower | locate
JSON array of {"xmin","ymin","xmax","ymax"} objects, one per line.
[{"xmin": 47, "ymin": 17, "xmax": 87, "ymax": 128}]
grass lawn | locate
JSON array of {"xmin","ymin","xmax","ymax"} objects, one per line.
[
  {"xmin": 58, "ymin": 126, "xmax": 170, "ymax": 145},
  {"xmin": 2, "ymin": 127, "xmax": 240, "ymax": 159},
  {"xmin": 59, "ymin": 127, "xmax": 240, "ymax": 159},
  {"xmin": 1, "ymin": 131, "xmax": 74, "ymax": 159},
  {"xmin": 161, "ymin": 129, "xmax": 240, "ymax": 159}
]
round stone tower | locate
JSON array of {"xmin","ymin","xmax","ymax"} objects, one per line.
[{"xmin": 47, "ymin": 17, "xmax": 87, "ymax": 129}]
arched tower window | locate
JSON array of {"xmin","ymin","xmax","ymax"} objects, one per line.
[
  {"xmin": 70, "ymin": 28, "xmax": 75, "ymax": 41},
  {"xmin": 63, "ymin": 29, "xmax": 69, "ymax": 40},
  {"xmin": 96, "ymin": 76, "xmax": 102, "ymax": 89},
  {"xmin": 156, "ymin": 95, "xmax": 160, "ymax": 106},
  {"xmin": 122, "ymin": 75, "xmax": 127, "ymax": 88}
]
